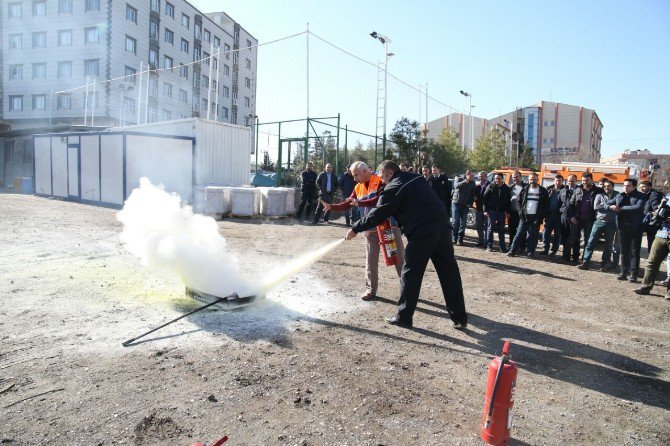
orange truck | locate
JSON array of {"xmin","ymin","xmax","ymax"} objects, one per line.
[{"xmin": 539, "ymin": 162, "xmax": 647, "ymax": 192}]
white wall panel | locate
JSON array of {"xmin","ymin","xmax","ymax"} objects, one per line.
[
  {"xmin": 80, "ymin": 135, "xmax": 100, "ymax": 201},
  {"xmin": 67, "ymin": 146, "xmax": 79, "ymax": 197},
  {"xmin": 100, "ymin": 134, "xmax": 124, "ymax": 205},
  {"xmin": 34, "ymin": 137, "xmax": 52, "ymax": 195},
  {"xmin": 125, "ymin": 135, "xmax": 193, "ymax": 202},
  {"xmin": 51, "ymin": 138, "xmax": 68, "ymax": 198}
]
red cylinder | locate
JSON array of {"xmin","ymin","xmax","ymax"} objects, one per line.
[
  {"xmin": 481, "ymin": 341, "xmax": 517, "ymax": 446},
  {"xmin": 376, "ymin": 219, "xmax": 399, "ymax": 266}
]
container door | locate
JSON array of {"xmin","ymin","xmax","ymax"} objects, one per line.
[{"xmin": 67, "ymin": 144, "xmax": 80, "ymax": 198}]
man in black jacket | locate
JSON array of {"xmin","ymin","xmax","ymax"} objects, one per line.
[
  {"xmin": 428, "ymin": 165, "xmax": 453, "ymax": 213},
  {"xmin": 608, "ymin": 178, "xmax": 647, "ymax": 282},
  {"xmin": 483, "ymin": 173, "xmax": 511, "ymax": 252},
  {"xmin": 313, "ymin": 163, "xmax": 339, "ymax": 224},
  {"xmin": 296, "ymin": 162, "xmax": 317, "ymax": 221},
  {"xmin": 559, "ymin": 174, "xmax": 579, "ymax": 262},
  {"xmin": 508, "ymin": 171, "xmax": 526, "ymax": 252},
  {"xmin": 339, "ymin": 169, "xmax": 357, "ymax": 226},
  {"xmin": 507, "ymin": 172, "xmax": 549, "ymax": 258},
  {"xmin": 345, "ymin": 161, "xmax": 468, "ymax": 330},
  {"xmin": 641, "ymin": 181, "xmax": 664, "ymax": 253},
  {"xmin": 566, "ymin": 172, "xmax": 603, "ymax": 262},
  {"xmin": 451, "ymin": 170, "xmax": 476, "ymax": 245},
  {"xmin": 542, "ymin": 174, "xmax": 564, "ymax": 256},
  {"xmin": 474, "ymin": 171, "xmax": 490, "ymax": 247}
]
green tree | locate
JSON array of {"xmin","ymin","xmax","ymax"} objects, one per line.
[
  {"xmin": 389, "ymin": 117, "xmax": 420, "ymax": 166},
  {"xmin": 516, "ymin": 143, "xmax": 536, "ymax": 170},
  {"xmin": 434, "ymin": 128, "xmax": 470, "ymax": 175},
  {"xmin": 470, "ymin": 128, "xmax": 507, "ymax": 172},
  {"xmin": 260, "ymin": 151, "xmax": 275, "ymax": 172}
]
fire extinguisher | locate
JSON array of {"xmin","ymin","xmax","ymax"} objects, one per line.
[
  {"xmin": 481, "ymin": 341, "xmax": 517, "ymax": 446},
  {"xmin": 377, "ymin": 219, "xmax": 398, "ymax": 266}
]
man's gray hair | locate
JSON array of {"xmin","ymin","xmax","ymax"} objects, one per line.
[{"xmin": 350, "ymin": 161, "xmax": 369, "ymax": 172}]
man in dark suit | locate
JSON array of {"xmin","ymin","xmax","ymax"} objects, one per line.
[
  {"xmin": 345, "ymin": 161, "xmax": 468, "ymax": 330},
  {"xmin": 608, "ymin": 178, "xmax": 647, "ymax": 282},
  {"xmin": 428, "ymin": 164, "xmax": 453, "ymax": 213}
]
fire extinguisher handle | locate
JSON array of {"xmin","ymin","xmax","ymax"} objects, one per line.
[{"xmin": 502, "ymin": 340, "xmax": 511, "ymax": 356}]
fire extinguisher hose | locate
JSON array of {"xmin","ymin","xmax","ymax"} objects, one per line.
[{"xmin": 484, "ymin": 352, "xmax": 509, "ymax": 428}]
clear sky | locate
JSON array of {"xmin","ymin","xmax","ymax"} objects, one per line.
[{"xmin": 194, "ymin": 0, "xmax": 670, "ymax": 158}]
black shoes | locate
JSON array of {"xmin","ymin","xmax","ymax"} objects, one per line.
[
  {"xmin": 451, "ymin": 320, "xmax": 467, "ymax": 330},
  {"xmin": 385, "ymin": 315, "xmax": 413, "ymax": 329},
  {"xmin": 634, "ymin": 286, "xmax": 652, "ymax": 295},
  {"xmin": 577, "ymin": 262, "xmax": 590, "ymax": 270},
  {"xmin": 629, "ymin": 276, "xmax": 639, "ymax": 284},
  {"xmin": 616, "ymin": 273, "xmax": 628, "ymax": 281}
]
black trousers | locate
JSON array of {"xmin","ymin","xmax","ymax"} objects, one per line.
[
  {"xmin": 564, "ymin": 218, "xmax": 594, "ymax": 261},
  {"xmin": 312, "ymin": 192, "xmax": 334, "ymax": 223},
  {"xmin": 645, "ymin": 227, "xmax": 659, "ymax": 254},
  {"xmin": 396, "ymin": 222, "xmax": 467, "ymax": 325},
  {"xmin": 619, "ymin": 229, "xmax": 643, "ymax": 276},
  {"xmin": 297, "ymin": 189, "xmax": 317, "ymax": 220}
]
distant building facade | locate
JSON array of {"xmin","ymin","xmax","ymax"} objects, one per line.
[
  {"xmin": 1, "ymin": 0, "xmax": 257, "ymax": 129},
  {"xmin": 602, "ymin": 149, "xmax": 670, "ymax": 190},
  {"xmin": 424, "ymin": 101, "xmax": 603, "ymax": 164}
]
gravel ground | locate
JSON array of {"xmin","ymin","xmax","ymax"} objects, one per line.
[{"xmin": 1, "ymin": 194, "xmax": 669, "ymax": 446}]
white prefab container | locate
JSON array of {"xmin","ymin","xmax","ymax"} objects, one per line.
[
  {"xmin": 259, "ymin": 188, "xmax": 289, "ymax": 216},
  {"xmin": 279, "ymin": 187, "xmax": 296, "ymax": 214},
  {"xmin": 109, "ymin": 118, "xmax": 251, "ymax": 188},
  {"xmin": 33, "ymin": 131, "xmax": 193, "ymax": 206},
  {"xmin": 193, "ymin": 186, "xmax": 207, "ymax": 213},
  {"xmin": 231, "ymin": 187, "xmax": 260, "ymax": 216},
  {"xmin": 205, "ymin": 186, "xmax": 232, "ymax": 215}
]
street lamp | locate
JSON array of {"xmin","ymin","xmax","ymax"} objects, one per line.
[
  {"xmin": 460, "ymin": 90, "xmax": 474, "ymax": 150},
  {"xmin": 503, "ymin": 118, "xmax": 513, "ymax": 165},
  {"xmin": 371, "ymin": 31, "xmax": 393, "ymax": 160}
]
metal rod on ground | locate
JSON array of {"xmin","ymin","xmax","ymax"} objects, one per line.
[{"xmin": 122, "ymin": 293, "xmax": 238, "ymax": 347}]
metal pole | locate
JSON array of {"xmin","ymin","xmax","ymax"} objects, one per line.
[
  {"xmin": 306, "ymin": 23, "xmax": 310, "ymax": 120},
  {"xmin": 305, "ymin": 118, "xmax": 309, "ymax": 163},
  {"xmin": 207, "ymin": 43, "xmax": 213, "ymax": 120},
  {"xmin": 277, "ymin": 122, "xmax": 282, "ymax": 186},
  {"xmin": 214, "ymin": 47, "xmax": 221, "ymax": 121},
  {"xmin": 344, "ymin": 125, "xmax": 348, "ymax": 167},
  {"xmin": 288, "ymin": 141, "xmax": 291, "ymax": 172},
  {"xmin": 255, "ymin": 117, "xmax": 259, "ymax": 173},
  {"xmin": 336, "ymin": 113, "xmax": 340, "ymax": 174},
  {"xmin": 119, "ymin": 88, "xmax": 124, "ymax": 126},
  {"xmin": 91, "ymin": 80, "xmax": 96, "ymax": 126},
  {"xmin": 136, "ymin": 61, "xmax": 143, "ymax": 125},
  {"xmin": 84, "ymin": 76, "xmax": 90, "ymax": 126},
  {"xmin": 469, "ymin": 95, "xmax": 473, "ymax": 150},
  {"xmin": 382, "ymin": 40, "xmax": 389, "ymax": 160},
  {"xmin": 144, "ymin": 65, "xmax": 150, "ymax": 124}
]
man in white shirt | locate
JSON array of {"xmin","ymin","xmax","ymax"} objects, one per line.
[{"xmin": 507, "ymin": 172, "xmax": 549, "ymax": 258}]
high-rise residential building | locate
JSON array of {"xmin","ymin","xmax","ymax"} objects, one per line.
[
  {"xmin": 602, "ymin": 149, "xmax": 670, "ymax": 190},
  {"xmin": 424, "ymin": 101, "xmax": 603, "ymax": 164},
  {"xmin": 1, "ymin": 0, "xmax": 257, "ymax": 129}
]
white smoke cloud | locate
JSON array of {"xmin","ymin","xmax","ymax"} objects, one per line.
[{"xmin": 117, "ymin": 178, "xmax": 248, "ymax": 298}]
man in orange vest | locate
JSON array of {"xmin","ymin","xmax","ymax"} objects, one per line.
[{"xmin": 324, "ymin": 161, "xmax": 405, "ymax": 300}]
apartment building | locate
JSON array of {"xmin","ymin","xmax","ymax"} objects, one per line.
[
  {"xmin": 424, "ymin": 101, "xmax": 603, "ymax": 164},
  {"xmin": 602, "ymin": 149, "xmax": 670, "ymax": 190},
  {"xmin": 1, "ymin": 0, "xmax": 257, "ymax": 129},
  {"xmin": 423, "ymin": 112, "xmax": 487, "ymax": 150}
]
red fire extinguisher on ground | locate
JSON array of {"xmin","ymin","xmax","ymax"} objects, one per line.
[
  {"xmin": 481, "ymin": 341, "xmax": 517, "ymax": 446},
  {"xmin": 377, "ymin": 219, "xmax": 399, "ymax": 266}
]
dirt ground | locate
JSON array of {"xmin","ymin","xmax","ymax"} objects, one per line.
[{"xmin": 1, "ymin": 194, "xmax": 669, "ymax": 446}]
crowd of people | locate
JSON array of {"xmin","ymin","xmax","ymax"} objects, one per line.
[{"xmin": 295, "ymin": 162, "xmax": 670, "ymax": 303}]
